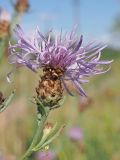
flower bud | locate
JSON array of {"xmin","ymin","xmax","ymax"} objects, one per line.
[
  {"xmin": 36, "ymin": 67, "xmax": 64, "ymax": 108},
  {"xmin": 0, "ymin": 8, "xmax": 11, "ymax": 38},
  {"xmin": 15, "ymin": 0, "xmax": 29, "ymax": 13},
  {"xmin": 43, "ymin": 122, "xmax": 53, "ymax": 136}
]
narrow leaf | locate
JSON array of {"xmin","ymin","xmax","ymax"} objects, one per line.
[{"xmin": 0, "ymin": 90, "xmax": 15, "ymax": 113}]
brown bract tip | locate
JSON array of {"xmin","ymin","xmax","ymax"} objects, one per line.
[{"xmin": 0, "ymin": 91, "xmax": 5, "ymax": 105}]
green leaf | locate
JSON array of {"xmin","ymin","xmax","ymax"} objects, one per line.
[
  {"xmin": 32, "ymin": 124, "xmax": 65, "ymax": 151},
  {"xmin": 0, "ymin": 90, "xmax": 16, "ymax": 113},
  {"xmin": 33, "ymin": 122, "xmax": 58, "ymax": 149}
]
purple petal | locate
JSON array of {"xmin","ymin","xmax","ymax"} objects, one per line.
[{"xmin": 61, "ymin": 78, "xmax": 74, "ymax": 96}]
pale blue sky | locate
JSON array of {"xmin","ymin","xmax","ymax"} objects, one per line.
[{"xmin": 0, "ymin": 0, "xmax": 120, "ymax": 38}]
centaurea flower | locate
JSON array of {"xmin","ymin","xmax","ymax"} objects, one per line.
[
  {"xmin": 36, "ymin": 150, "xmax": 56, "ymax": 160},
  {"xmin": 8, "ymin": 25, "xmax": 113, "ymax": 160},
  {"xmin": 8, "ymin": 25, "xmax": 112, "ymax": 104},
  {"xmin": 68, "ymin": 126, "xmax": 83, "ymax": 141}
]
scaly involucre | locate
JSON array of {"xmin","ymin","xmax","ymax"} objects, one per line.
[{"xmin": 8, "ymin": 25, "xmax": 113, "ymax": 96}]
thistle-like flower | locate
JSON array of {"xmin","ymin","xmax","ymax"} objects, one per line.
[
  {"xmin": 8, "ymin": 25, "xmax": 112, "ymax": 106},
  {"xmin": 0, "ymin": 8, "xmax": 11, "ymax": 38},
  {"xmin": 68, "ymin": 126, "xmax": 83, "ymax": 141},
  {"xmin": 36, "ymin": 150, "xmax": 56, "ymax": 160}
]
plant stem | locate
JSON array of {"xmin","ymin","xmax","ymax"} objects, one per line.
[{"xmin": 19, "ymin": 107, "xmax": 50, "ymax": 160}]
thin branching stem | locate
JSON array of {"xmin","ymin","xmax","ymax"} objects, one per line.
[{"xmin": 19, "ymin": 107, "xmax": 50, "ymax": 160}]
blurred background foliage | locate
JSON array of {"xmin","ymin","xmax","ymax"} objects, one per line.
[{"xmin": 0, "ymin": 0, "xmax": 120, "ymax": 160}]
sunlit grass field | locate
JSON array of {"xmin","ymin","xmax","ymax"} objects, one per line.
[{"xmin": 0, "ymin": 49, "xmax": 120, "ymax": 160}]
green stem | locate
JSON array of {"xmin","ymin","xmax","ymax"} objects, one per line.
[{"xmin": 19, "ymin": 107, "xmax": 50, "ymax": 160}]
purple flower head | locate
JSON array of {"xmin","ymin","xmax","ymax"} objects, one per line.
[
  {"xmin": 68, "ymin": 126, "xmax": 83, "ymax": 141},
  {"xmin": 8, "ymin": 24, "xmax": 113, "ymax": 96},
  {"xmin": 36, "ymin": 151, "xmax": 56, "ymax": 160}
]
